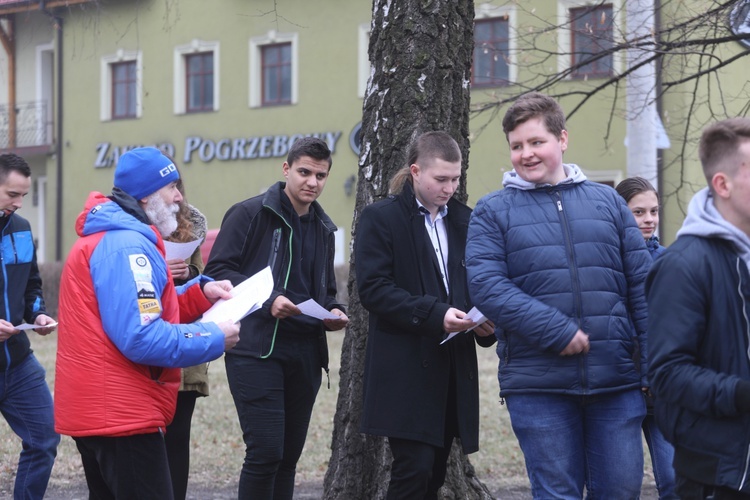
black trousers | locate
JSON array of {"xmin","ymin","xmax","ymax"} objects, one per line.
[
  {"xmin": 676, "ymin": 474, "xmax": 750, "ymax": 500},
  {"xmin": 225, "ymin": 333, "xmax": 322, "ymax": 500},
  {"xmin": 74, "ymin": 432, "xmax": 173, "ymax": 500},
  {"xmin": 386, "ymin": 353, "xmax": 459, "ymax": 500},
  {"xmin": 165, "ymin": 390, "xmax": 199, "ymax": 500}
]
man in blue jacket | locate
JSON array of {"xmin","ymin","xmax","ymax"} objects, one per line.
[
  {"xmin": 0, "ymin": 153, "xmax": 59, "ymax": 500},
  {"xmin": 647, "ymin": 117, "xmax": 750, "ymax": 498},
  {"xmin": 466, "ymin": 93, "xmax": 652, "ymax": 499}
]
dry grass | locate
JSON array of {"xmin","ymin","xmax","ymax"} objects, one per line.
[{"xmin": 0, "ymin": 330, "xmax": 530, "ymax": 495}]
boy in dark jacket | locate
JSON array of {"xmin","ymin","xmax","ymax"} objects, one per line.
[
  {"xmin": 0, "ymin": 153, "xmax": 59, "ymax": 500},
  {"xmin": 647, "ymin": 117, "xmax": 750, "ymax": 498},
  {"xmin": 356, "ymin": 131, "xmax": 495, "ymax": 499},
  {"xmin": 466, "ymin": 93, "xmax": 652, "ymax": 499},
  {"xmin": 204, "ymin": 137, "xmax": 348, "ymax": 500}
]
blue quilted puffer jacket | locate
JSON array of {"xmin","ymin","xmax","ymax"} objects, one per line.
[{"xmin": 466, "ymin": 165, "xmax": 652, "ymax": 396}]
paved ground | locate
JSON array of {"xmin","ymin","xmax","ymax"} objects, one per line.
[{"xmin": 44, "ymin": 479, "xmax": 660, "ymax": 499}]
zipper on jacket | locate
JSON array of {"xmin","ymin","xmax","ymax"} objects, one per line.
[
  {"xmin": 736, "ymin": 258, "xmax": 750, "ymax": 490},
  {"xmin": 261, "ymin": 205, "xmax": 294, "ymax": 359},
  {"xmin": 9, "ymin": 232, "xmax": 17, "ymax": 263},
  {"xmin": 553, "ymin": 190, "xmax": 588, "ymax": 392},
  {"xmin": 268, "ymin": 228, "xmax": 282, "ymax": 271}
]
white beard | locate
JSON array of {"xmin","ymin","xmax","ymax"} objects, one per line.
[{"xmin": 143, "ymin": 192, "xmax": 179, "ymax": 237}]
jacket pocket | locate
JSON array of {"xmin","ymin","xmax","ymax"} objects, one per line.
[
  {"xmin": 267, "ymin": 228, "xmax": 282, "ymax": 271},
  {"xmin": 3, "ymin": 231, "xmax": 34, "ymax": 264}
]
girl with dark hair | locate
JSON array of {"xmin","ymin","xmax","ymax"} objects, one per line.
[{"xmin": 616, "ymin": 176, "xmax": 676, "ymax": 499}]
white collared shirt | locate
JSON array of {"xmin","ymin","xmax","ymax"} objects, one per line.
[{"xmin": 416, "ymin": 198, "xmax": 449, "ymax": 294}]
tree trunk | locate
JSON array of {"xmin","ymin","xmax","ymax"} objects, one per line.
[{"xmin": 324, "ymin": 1, "xmax": 492, "ymax": 498}]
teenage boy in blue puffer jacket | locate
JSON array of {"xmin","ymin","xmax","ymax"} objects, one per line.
[{"xmin": 466, "ymin": 92, "xmax": 652, "ymax": 500}]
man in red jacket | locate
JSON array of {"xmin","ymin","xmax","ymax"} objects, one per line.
[{"xmin": 55, "ymin": 147, "xmax": 240, "ymax": 499}]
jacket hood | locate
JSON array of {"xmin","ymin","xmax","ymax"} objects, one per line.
[
  {"xmin": 187, "ymin": 204, "xmax": 207, "ymax": 241},
  {"xmin": 678, "ymin": 187, "xmax": 750, "ymax": 267},
  {"xmin": 75, "ymin": 191, "xmax": 158, "ymax": 246},
  {"xmin": 503, "ymin": 163, "xmax": 587, "ymax": 190}
]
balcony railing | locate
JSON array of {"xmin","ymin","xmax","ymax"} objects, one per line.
[{"xmin": 0, "ymin": 100, "xmax": 52, "ymax": 149}]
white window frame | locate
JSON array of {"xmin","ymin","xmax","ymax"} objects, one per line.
[
  {"xmin": 557, "ymin": 0, "xmax": 623, "ymax": 78},
  {"xmin": 249, "ymin": 30, "xmax": 298, "ymax": 108},
  {"xmin": 100, "ymin": 49, "xmax": 142, "ymax": 121},
  {"xmin": 174, "ymin": 39, "xmax": 220, "ymax": 115},
  {"xmin": 474, "ymin": 3, "xmax": 518, "ymax": 86}
]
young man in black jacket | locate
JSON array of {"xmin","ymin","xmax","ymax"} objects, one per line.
[
  {"xmin": 355, "ymin": 131, "xmax": 495, "ymax": 499},
  {"xmin": 204, "ymin": 137, "xmax": 348, "ymax": 500},
  {"xmin": 647, "ymin": 117, "xmax": 750, "ymax": 499},
  {"xmin": 0, "ymin": 153, "xmax": 59, "ymax": 500}
]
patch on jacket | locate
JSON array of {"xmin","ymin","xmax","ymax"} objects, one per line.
[{"xmin": 129, "ymin": 254, "xmax": 162, "ymax": 325}]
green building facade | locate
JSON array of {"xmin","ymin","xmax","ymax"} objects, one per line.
[{"xmin": 0, "ymin": 0, "xmax": 747, "ymax": 263}]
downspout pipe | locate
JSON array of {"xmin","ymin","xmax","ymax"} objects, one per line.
[{"xmin": 40, "ymin": 1, "xmax": 63, "ymax": 261}]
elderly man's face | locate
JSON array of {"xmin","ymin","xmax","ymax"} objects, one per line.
[{"xmin": 142, "ymin": 181, "xmax": 182, "ymax": 237}]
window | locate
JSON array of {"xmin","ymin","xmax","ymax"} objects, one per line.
[
  {"xmin": 100, "ymin": 50, "xmax": 142, "ymax": 122},
  {"xmin": 473, "ymin": 4, "xmax": 516, "ymax": 87},
  {"xmin": 174, "ymin": 40, "xmax": 219, "ymax": 115},
  {"xmin": 570, "ymin": 4, "xmax": 614, "ymax": 78},
  {"xmin": 186, "ymin": 52, "xmax": 214, "ymax": 112},
  {"xmin": 261, "ymin": 43, "xmax": 292, "ymax": 106},
  {"xmin": 112, "ymin": 62, "xmax": 137, "ymax": 119},
  {"xmin": 472, "ymin": 18, "xmax": 510, "ymax": 87},
  {"xmin": 249, "ymin": 31, "xmax": 298, "ymax": 108}
]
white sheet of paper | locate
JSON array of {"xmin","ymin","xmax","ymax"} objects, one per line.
[
  {"xmin": 15, "ymin": 321, "xmax": 58, "ymax": 331},
  {"xmin": 296, "ymin": 299, "xmax": 340, "ymax": 320},
  {"xmin": 465, "ymin": 307, "xmax": 487, "ymax": 325},
  {"xmin": 164, "ymin": 238, "xmax": 203, "ymax": 261},
  {"xmin": 440, "ymin": 307, "xmax": 488, "ymax": 345},
  {"xmin": 201, "ymin": 267, "xmax": 274, "ymax": 324}
]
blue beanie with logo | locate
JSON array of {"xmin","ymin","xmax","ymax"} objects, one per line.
[{"xmin": 114, "ymin": 147, "xmax": 179, "ymax": 200}]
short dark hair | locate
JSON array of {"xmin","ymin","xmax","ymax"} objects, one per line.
[
  {"xmin": 406, "ymin": 131, "xmax": 461, "ymax": 167},
  {"xmin": 699, "ymin": 118, "xmax": 750, "ymax": 190},
  {"xmin": 502, "ymin": 92, "xmax": 566, "ymax": 140},
  {"xmin": 0, "ymin": 153, "xmax": 31, "ymax": 185},
  {"xmin": 287, "ymin": 136, "xmax": 333, "ymax": 169},
  {"xmin": 616, "ymin": 176, "xmax": 659, "ymax": 204},
  {"xmin": 389, "ymin": 131, "xmax": 462, "ymax": 194}
]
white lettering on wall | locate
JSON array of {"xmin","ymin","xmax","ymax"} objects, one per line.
[{"xmin": 97, "ymin": 132, "xmax": 344, "ymax": 167}]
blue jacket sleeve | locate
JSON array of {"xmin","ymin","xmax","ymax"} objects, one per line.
[
  {"xmin": 465, "ymin": 196, "xmax": 579, "ymax": 353},
  {"xmin": 90, "ymin": 232, "xmax": 225, "ymax": 368},
  {"xmin": 24, "ymin": 244, "xmax": 47, "ymax": 322}
]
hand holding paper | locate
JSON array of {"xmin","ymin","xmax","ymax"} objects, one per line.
[
  {"xmin": 440, "ymin": 307, "xmax": 488, "ymax": 345},
  {"xmin": 201, "ymin": 267, "xmax": 274, "ymax": 324},
  {"xmin": 296, "ymin": 299, "xmax": 341, "ymax": 320}
]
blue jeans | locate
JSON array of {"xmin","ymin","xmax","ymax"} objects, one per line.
[
  {"xmin": 0, "ymin": 353, "xmax": 60, "ymax": 500},
  {"xmin": 506, "ymin": 390, "xmax": 645, "ymax": 500},
  {"xmin": 643, "ymin": 414, "xmax": 677, "ymax": 499}
]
